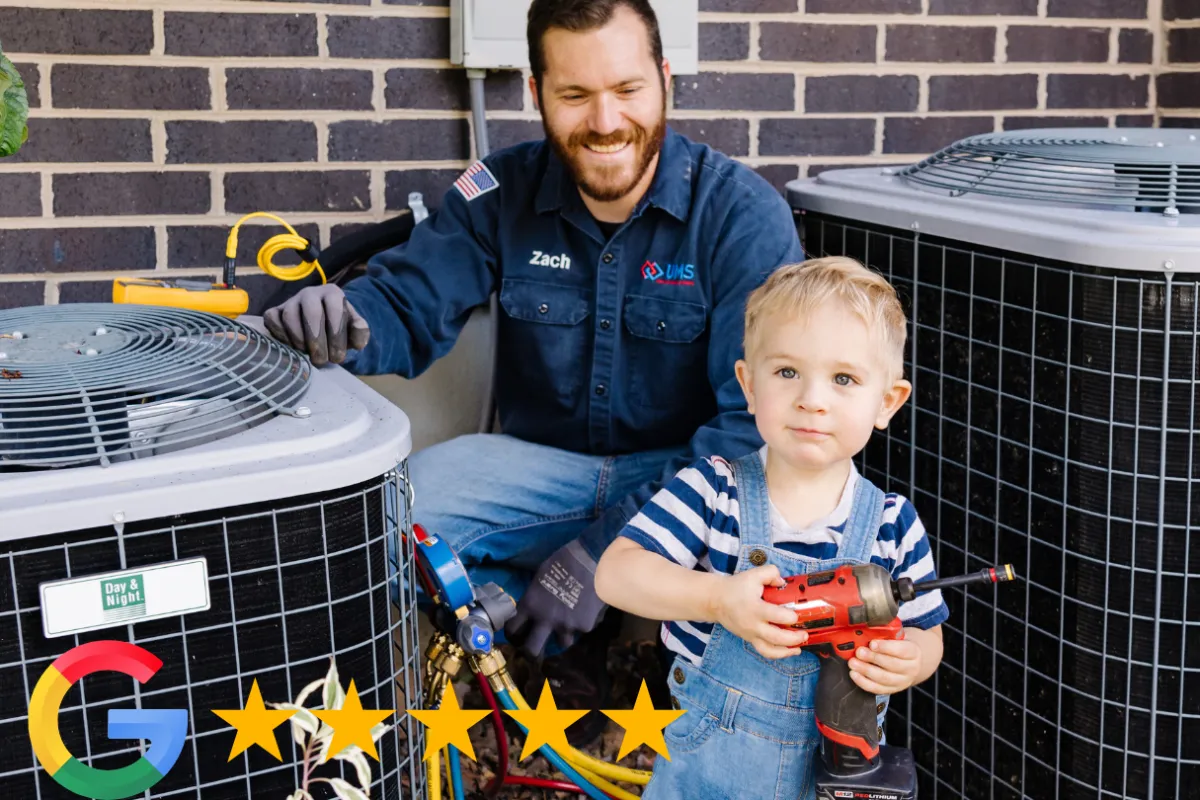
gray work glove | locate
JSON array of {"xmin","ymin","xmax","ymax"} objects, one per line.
[
  {"xmin": 506, "ymin": 539, "xmax": 607, "ymax": 659},
  {"xmin": 262, "ymin": 284, "xmax": 370, "ymax": 367}
]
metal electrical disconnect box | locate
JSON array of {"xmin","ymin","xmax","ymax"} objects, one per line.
[{"xmin": 450, "ymin": 0, "xmax": 698, "ymax": 75}]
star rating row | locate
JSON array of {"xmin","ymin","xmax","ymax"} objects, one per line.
[
  {"xmin": 412, "ymin": 678, "xmax": 686, "ymax": 763},
  {"xmin": 210, "ymin": 676, "xmax": 685, "ymax": 766}
]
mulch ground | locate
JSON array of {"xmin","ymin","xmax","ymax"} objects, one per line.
[{"xmin": 453, "ymin": 638, "xmax": 666, "ymax": 799}]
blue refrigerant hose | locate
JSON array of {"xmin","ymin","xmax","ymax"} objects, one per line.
[
  {"xmin": 494, "ymin": 688, "xmax": 610, "ymax": 800},
  {"xmin": 448, "ymin": 744, "xmax": 465, "ymax": 800}
]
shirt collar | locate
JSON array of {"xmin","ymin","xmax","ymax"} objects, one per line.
[{"xmin": 534, "ymin": 126, "xmax": 693, "ymax": 222}]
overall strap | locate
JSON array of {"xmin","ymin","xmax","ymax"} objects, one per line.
[
  {"xmin": 730, "ymin": 450, "xmax": 771, "ymax": 549},
  {"xmin": 837, "ymin": 471, "xmax": 887, "ymax": 564}
]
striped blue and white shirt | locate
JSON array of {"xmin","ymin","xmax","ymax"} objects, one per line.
[{"xmin": 620, "ymin": 448, "xmax": 950, "ymax": 666}]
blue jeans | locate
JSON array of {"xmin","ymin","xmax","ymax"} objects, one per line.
[{"xmin": 402, "ymin": 433, "xmax": 683, "ymax": 643}]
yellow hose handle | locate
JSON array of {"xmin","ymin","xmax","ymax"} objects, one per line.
[{"xmin": 223, "ymin": 212, "xmax": 327, "ymax": 288}]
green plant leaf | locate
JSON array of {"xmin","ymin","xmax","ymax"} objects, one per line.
[
  {"xmin": 294, "ymin": 677, "xmax": 326, "ymax": 708},
  {"xmin": 334, "ymin": 747, "xmax": 373, "ymax": 792},
  {"xmin": 0, "ymin": 42, "xmax": 29, "ymax": 158},
  {"xmin": 326, "ymin": 778, "xmax": 369, "ymax": 800},
  {"xmin": 370, "ymin": 722, "xmax": 392, "ymax": 742},
  {"xmin": 286, "ymin": 791, "xmax": 314, "ymax": 800},
  {"xmin": 322, "ymin": 658, "xmax": 345, "ymax": 711},
  {"xmin": 268, "ymin": 702, "xmax": 321, "ymax": 748}
]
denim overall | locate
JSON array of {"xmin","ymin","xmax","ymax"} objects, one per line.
[{"xmin": 643, "ymin": 452, "xmax": 889, "ymax": 800}]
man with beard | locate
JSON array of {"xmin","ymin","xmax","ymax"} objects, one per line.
[{"xmin": 263, "ymin": 0, "xmax": 802, "ymax": 747}]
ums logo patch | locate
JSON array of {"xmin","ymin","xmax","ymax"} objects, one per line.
[{"xmin": 641, "ymin": 260, "xmax": 695, "ymax": 286}]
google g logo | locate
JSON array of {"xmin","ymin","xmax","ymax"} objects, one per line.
[{"xmin": 28, "ymin": 641, "xmax": 188, "ymax": 800}]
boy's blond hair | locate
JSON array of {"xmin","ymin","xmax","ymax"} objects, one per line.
[{"xmin": 744, "ymin": 256, "xmax": 908, "ymax": 380}]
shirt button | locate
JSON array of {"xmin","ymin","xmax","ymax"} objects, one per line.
[
  {"xmin": 538, "ymin": 303, "xmax": 549, "ymax": 314},
  {"xmin": 656, "ymin": 320, "xmax": 666, "ymax": 332},
  {"xmin": 599, "ymin": 318, "xmax": 612, "ymax": 330},
  {"xmin": 595, "ymin": 384, "xmax": 607, "ymax": 396},
  {"xmin": 749, "ymin": 549, "xmax": 767, "ymax": 566},
  {"xmin": 602, "ymin": 253, "xmax": 614, "ymax": 264}
]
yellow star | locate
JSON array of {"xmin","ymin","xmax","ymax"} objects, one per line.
[
  {"xmin": 312, "ymin": 679, "xmax": 395, "ymax": 762},
  {"xmin": 601, "ymin": 679, "xmax": 687, "ymax": 761},
  {"xmin": 407, "ymin": 683, "xmax": 491, "ymax": 763},
  {"xmin": 212, "ymin": 679, "xmax": 298, "ymax": 762},
  {"xmin": 503, "ymin": 680, "xmax": 589, "ymax": 761}
]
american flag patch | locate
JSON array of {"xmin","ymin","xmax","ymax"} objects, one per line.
[{"xmin": 454, "ymin": 161, "xmax": 499, "ymax": 201}]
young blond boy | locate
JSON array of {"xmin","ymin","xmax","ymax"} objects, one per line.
[{"xmin": 595, "ymin": 256, "xmax": 948, "ymax": 800}]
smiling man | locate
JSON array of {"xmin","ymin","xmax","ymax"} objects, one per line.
[{"xmin": 263, "ymin": 0, "xmax": 802, "ymax": 747}]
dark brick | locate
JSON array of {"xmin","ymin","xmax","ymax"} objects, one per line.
[
  {"xmin": 1115, "ymin": 114, "xmax": 1155, "ymax": 127},
  {"xmin": 1002, "ymin": 115, "xmax": 1108, "ymax": 130},
  {"xmin": 1007, "ymin": 26, "xmax": 1109, "ymax": 62},
  {"xmin": 225, "ymin": 171, "xmax": 371, "ymax": 213},
  {"xmin": 0, "ymin": 228, "xmax": 156, "ymax": 274},
  {"xmin": 487, "ymin": 120, "xmax": 545, "ymax": 152},
  {"xmin": 0, "ymin": 282, "xmax": 44, "ymax": 309},
  {"xmin": 1164, "ymin": 0, "xmax": 1200, "ymax": 19},
  {"xmin": 1161, "ymin": 115, "xmax": 1200, "ymax": 127},
  {"xmin": 1048, "ymin": 0, "xmax": 1146, "ymax": 17},
  {"xmin": 167, "ymin": 121, "xmax": 317, "ymax": 164},
  {"xmin": 670, "ymin": 119, "xmax": 751, "ymax": 156},
  {"xmin": 330, "ymin": 222, "xmax": 381, "ymax": 242},
  {"xmin": 1169, "ymin": 28, "xmax": 1200, "ymax": 63},
  {"xmin": 3, "ymin": 119, "xmax": 152, "ymax": 164},
  {"xmin": 759, "ymin": 118, "xmax": 876, "ymax": 157},
  {"xmin": 1157, "ymin": 72, "xmax": 1200, "ymax": 108},
  {"xmin": 385, "ymin": 69, "xmax": 522, "ymax": 110},
  {"xmin": 58, "ymin": 281, "xmax": 118, "ymax": 304},
  {"xmin": 1047, "ymin": 74, "xmax": 1149, "ymax": 109},
  {"xmin": 168, "ymin": 224, "xmax": 322, "ymax": 269},
  {"xmin": 53, "ymin": 173, "xmax": 211, "ymax": 217},
  {"xmin": 386, "ymin": 169, "xmax": 464, "ymax": 210},
  {"xmin": 760, "ymin": 24, "xmax": 876, "ymax": 62},
  {"xmin": 165, "ymin": 13, "xmax": 317, "ymax": 57},
  {"xmin": 886, "ymin": 25, "xmax": 995, "ymax": 62},
  {"xmin": 699, "ymin": 23, "xmax": 749, "ymax": 61},
  {"xmin": 227, "ymin": 69, "xmax": 373, "ymax": 111},
  {"xmin": 929, "ymin": 74, "xmax": 1037, "ymax": 111},
  {"xmin": 52, "ymin": 65, "xmax": 210, "ymax": 110},
  {"xmin": 13, "ymin": 63, "xmax": 38, "ymax": 107},
  {"xmin": 329, "ymin": 120, "xmax": 469, "ymax": 161},
  {"xmin": 0, "ymin": 9, "xmax": 152, "ymax": 55},
  {"xmin": 700, "ymin": 0, "xmax": 796, "ymax": 9},
  {"xmin": 753, "ymin": 164, "xmax": 799, "ymax": 195},
  {"xmin": 805, "ymin": 75, "xmax": 918, "ymax": 113},
  {"xmin": 883, "ymin": 116, "xmax": 994, "ymax": 154},
  {"xmin": 0, "ymin": 174, "xmax": 41, "ymax": 217},
  {"xmin": 674, "ymin": 73, "xmax": 794, "ymax": 111},
  {"xmin": 929, "ymin": 0, "xmax": 1037, "ymax": 12},
  {"xmin": 1120, "ymin": 29, "xmax": 1155, "ymax": 63},
  {"xmin": 809, "ymin": 0, "xmax": 920, "ymax": 11},
  {"xmin": 327, "ymin": 16, "xmax": 449, "ymax": 59}
]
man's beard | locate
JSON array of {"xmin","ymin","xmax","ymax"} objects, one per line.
[{"xmin": 545, "ymin": 108, "xmax": 667, "ymax": 203}]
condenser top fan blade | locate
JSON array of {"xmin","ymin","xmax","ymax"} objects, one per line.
[{"xmin": 0, "ymin": 304, "xmax": 411, "ymax": 541}]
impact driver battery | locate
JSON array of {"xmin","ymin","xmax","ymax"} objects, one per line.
[{"xmin": 814, "ymin": 744, "xmax": 917, "ymax": 800}]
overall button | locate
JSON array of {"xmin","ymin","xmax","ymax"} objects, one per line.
[
  {"xmin": 595, "ymin": 384, "xmax": 607, "ymax": 396},
  {"xmin": 671, "ymin": 697, "xmax": 680, "ymax": 710},
  {"xmin": 749, "ymin": 549, "xmax": 767, "ymax": 566},
  {"xmin": 602, "ymin": 253, "xmax": 614, "ymax": 264},
  {"xmin": 599, "ymin": 318, "xmax": 612, "ymax": 330},
  {"xmin": 673, "ymin": 667, "xmax": 685, "ymax": 684},
  {"xmin": 538, "ymin": 303, "xmax": 549, "ymax": 314}
]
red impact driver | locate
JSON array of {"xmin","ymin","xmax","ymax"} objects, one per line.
[{"xmin": 763, "ymin": 562, "xmax": 1017, "ymax": 800}]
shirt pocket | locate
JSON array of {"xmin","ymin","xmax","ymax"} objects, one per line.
[
  {"xmin": 623, "ymin": 294, "xmax": 709, "ymax": 408},
  {"xmin": 499, "ymin": 278, "xmax": 592, "ymax": 406}
]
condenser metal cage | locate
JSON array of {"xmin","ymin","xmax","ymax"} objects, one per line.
[
  {"xmin": 787, "ymin": 129, "xmax": 1200, "ymax": 800},
  {"xmin": 0, "ymin": 304, "xmax": 425, "ymax": 799}
]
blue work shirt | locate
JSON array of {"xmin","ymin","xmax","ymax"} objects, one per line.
[{"xmin": 342, "ymin": 126, "xmax": 803, "ymax": 557}]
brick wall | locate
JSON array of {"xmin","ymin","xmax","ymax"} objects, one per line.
[{"xmin": 0, "ymin": 0, "xmax": 1188, "ymax": 311}]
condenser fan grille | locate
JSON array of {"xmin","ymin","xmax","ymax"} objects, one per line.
[
  {"xmin": 0, "ymin": 304, "xmax": 310, "ymax": 469},
  {"xmin": 899, "ymin": 129, "xmax": 1200, "ymax": 213}
]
